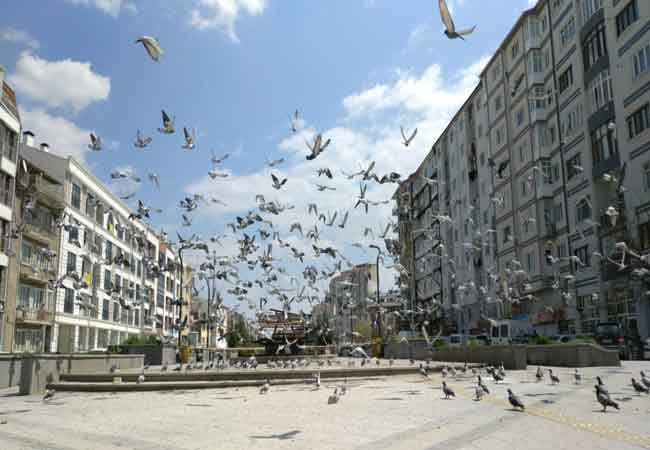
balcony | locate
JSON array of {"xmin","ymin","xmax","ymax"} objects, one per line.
[
  {"xmin": 545, "ymin": 223, "xmax": 557, "ymax": 238},
  {"xmin": 600, "ymin": 258, "xmax": 632, "ymax": 282},
  {"xmin": 524, "ymin": 35, "xmax": 541, "ymax": 52},
  {"xmin": 15, "ymin": 306, "xmax": 55, "ymax": 325},
  {"xmin": 592, "ymin": 152, "xmax": 621, "ymax": 180},
  {"xmin": 28, "ymin": 175, "xmax": 65, "ymax": 207}
]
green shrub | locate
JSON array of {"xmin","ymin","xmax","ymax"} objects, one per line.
[
  {"xmin": 433, "ymin": 338, "xmax": 446, "ymax": 348},
  {"xmin": 531, "ymin": 334, "xmax": 552, "ymax": 345}
]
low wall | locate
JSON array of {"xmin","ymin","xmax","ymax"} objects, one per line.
[
  {"xmin": 0, "ymin": 354, "xmax": 22, "ymax": 389},
  {"xmin": 429, "ymin": 345, "xmax": 528, "ymax": 370},
  {"xmin": 383, "ymin": 341, "xmax": 433, "ymax": 360},
  {"xmin": 526, "ymin": 344, "xmax": 620, "ymax": 367},
  {"xmin": 20, "ymin": 353, "xmax": 144, "ymax": 395},
  {"xmin": 119, "ymin": 345, "xmax": 176, "ymax": 366},
  {"xmin": 384, "ymin": 342, "xmax": 620, "ymax": 370}
]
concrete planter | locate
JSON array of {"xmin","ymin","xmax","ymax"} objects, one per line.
[
  {"xmin": 0, "ymin": 354, "xmax": 22, "ymax": 389},
  {"xmin": 19, "ymin": 353, "xmax": 145, "ymax": 395},
  {"xmin": 114, "ymin": 345, "xmax": 176, "ymax": 366}
]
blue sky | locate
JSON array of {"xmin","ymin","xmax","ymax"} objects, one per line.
[{"xmin": 1, "ymin": 0, "xmax": 538, "ymax": 314}]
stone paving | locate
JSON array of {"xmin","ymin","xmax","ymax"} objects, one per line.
[{"xmin": 1, "ymin": 360, "xmax": 650, "ymax": 450}]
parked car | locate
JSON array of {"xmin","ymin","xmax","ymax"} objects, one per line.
[
  {"xmin": 549, "ymin": 334, "xmax": 574, "ymax": 344},
  {"xmin": 594, "ymin": 322, "xmax": 628, "ymax": 359}
]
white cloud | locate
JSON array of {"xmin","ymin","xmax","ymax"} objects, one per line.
[
  {"xmin": 62, "ymin": 0, "xmax": 137, "ymax": 17},
  {"xmin": 183, "ymin": 57, "xmax": 489, "ymax": 304},
  {"xmin": 0, "ymin": 27, "xmax": 40, "ymax": 49},
  {"xmin": 10, "ymin": 51, "xmax": 110, "ymax": 113},
  {"xmin": 189, "ymin": 0, "xmax": 268, "ymax": 42},
  {"xmin": 21, "ymin": 108, "xmax": 92, "ymax": 163}
]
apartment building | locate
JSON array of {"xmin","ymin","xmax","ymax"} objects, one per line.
[
  {"xmin": 4, "ymin": 140, "xmax": 64, "ymax": 352},
  {"xmin": 17, "ymin": 136, "xmax": 188, "ymax": 352},
  {"xmin": 0, "ymin": 68, "xmax": 20, "ymax": 352},
  {"xmin": 327, "ymin": 263, "xmax": 378, "ymax": 342},
  {"xmin": 394, "ymin": 0, "xmax": 650, "ymax": 339}
]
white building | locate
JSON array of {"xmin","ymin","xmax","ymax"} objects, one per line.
[
  {"xmin": 0, "ymin": 67, "xmax": 20, "ymax": 352},
  {"xmin": 20, "ymin": 137, "xmax": 170, "ymax": 352}
]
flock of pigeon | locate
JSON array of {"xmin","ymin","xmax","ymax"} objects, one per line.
[{"xmin": 24, "ymin": 0, "xmax": 649, "ymax": 376}]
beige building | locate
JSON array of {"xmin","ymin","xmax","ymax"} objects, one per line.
[
  {"xmin": 4, "ymin": 144, "xmax": 64, "ymax": 352},
  {"xmin": 395, "ymin": 0, "xmax": 650, "ymax": 339}
]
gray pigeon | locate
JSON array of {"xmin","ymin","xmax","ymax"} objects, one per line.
[
  {"xmin": 507, "ymin": 389, "xmax": 524, "ymax": 411},
  {"xmin": 595, "ymin": 386, "xmax": 619, "ymax": 412},
  {"xmin": 631, "ymin": 378, "xmax": 649, "ymax": 395},
  {"xmin": 42, "ymin": 388, "xmax": 55, "ymax": 402},
  {"xmin": 641, "ymin": 371, "xmax": 650, "ymax": 389},
  {"xmin": 442, "ymin": 381, "xmax": 455, "ymax": 399}
]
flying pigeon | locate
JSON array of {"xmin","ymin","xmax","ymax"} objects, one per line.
[
  {"xmin": 134, "ymin": 130, "xmax": 152, "ymax": 149},
  {"xmin": 400, "ymin": 126, "xmax": 417, "ymax": 147},
  {"xmin": 271, "ymin": 173, "xmax": 287, "ymax": 190},
  {"xmin": 88, "ymin": 133, "xmax": 102, "ymax": 151},
  {"xmin": 158, "ymin": 110, "xmax": 174, "ymax": 134},
  {"xmin": 290, "ymin": 109, "xmax": 300, "ymax": 133},
  {"xmin": 182, "ymin": 127, "xmax": 196, "ymax": 150},
  {"xmin": 438, "ymin": 0, "xmax": 476, "ymax": 40},
  {"xmin": 135, "ymin": 36, "xmax": 164, "ymax": 61},
  {"xmin": 306, "ymin": 133, "xmax": 330, "ymax": 161}
]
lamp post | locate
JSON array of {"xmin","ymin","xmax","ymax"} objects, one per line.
[{"xmin": 369, "ymin": 245, "xmax": 382, "ymax": 338}]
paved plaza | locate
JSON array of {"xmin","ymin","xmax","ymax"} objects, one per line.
[{"xmin": 2, "ymin": 361, "xmax": 650, "ymax": 450}]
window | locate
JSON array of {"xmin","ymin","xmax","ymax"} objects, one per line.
[
  {"xmin": 521, "ymin": 180, "xmax": 528, "ymax": 198},
  {"xmin": 483, "ymin": 210, "xmax": 489, "ymax": 225},
  {"xmin": 68, "ymin": 226, "xmax": 79, "ymax": 245},
  {"xmin": 582, "ymin": 0, "xmax": 603, "ymax": 22},
  {"xmin": 105, "ymin": 240, "xmax": 113, "ymax": 260},
  {"xmin": 113, "ymin": 302, "xmax": 120, "ymax": 322},
  {"xmin": 503, "ymin": 226, "xmax": 512, "ymax": 243},
  {"xmin": 567, "ymin": 153, "xmax": 582, "ymax": 180},
  {"xmin": 85, "ymin": 194, "xmax": 95, "ymax": 218},
  {"xmin": 589, "ymin": 68, "xmax": 613, "ymax": 112},
  {"xmin": 71, "ymin": 183, "xmax": 81, "ymax": 210},
  {"xmin": 492, "ymin": 63, "xmax": 500, "ymax": 81},
  {"xmin": 644, "ymin": 162, "xmax": 650, "ymax": 192},
  {"xmin": 66, "ymin": 252, "xmax": 77, "ymax": 274},
  {"xmin": 582, "ymin": 21, "xmax": 607, "ymax": 71},
  {"xmin": 496, "ymin": 127, "xmax": 504, "ymax": 145},
  {"xmin": 559, "ymin": 66, "xmax": 573, "ymax": 93},
  {"xmin": 633, "ymin": 42, "xmax": 650, "ymax": 79},
  {"xmin": 519, "ymin": 145, "xmax": 527, "ymax": 164},
  {"xmin": 639, "ymin": 222, "xmax": 650, "ymax": 249},
  {"xmin": 559, "ymin": 241, "xmax": 568, "ymax": 258},
  {"xmin": 102, "ymin": 300, "xmax": 110, "ymax": 321},
  {"xmin": 532, "ymin": 86, "xmax": 546, "ymax": 110},
  {"xmin": 511, "ymin": 41, "xmax": 519, "ymax": 60},
  {"xmin": 554, "ymin": 203, "xmax": 563, "ymax": 222},
  {"xmin": 591, "ymin": 122, "xmax": 618, "ymax": 163},
  {"xmin": 616, "ymin": 1, "xmax": 638, "ymax": 37},
  {"xmin": 103, "ymin": 269, "xmax": 111, "ymax": 291},
  {"xmin": 542, "ymin": 160, "xmax": 553, "ymax": 184},
  {"xmin": 560, "ymin": 17, "xmax": 575, "ymax": 47},
  {"xmin": 64, "ymin": 288, "xmax": 74, "ymax": 314},
  {"xmin": 17, "ymin": 284, "xmax": 45, "ymax": 311},
  {"xmin": 529, "ymin": 50, "xmax": 543, "ymax": 73},
  {"xmin": 576, "ymin": 199, "xmax": 592, "ymax": 223},
  {"xmin": 626, "ymin": 103, "xmax": 649, "ymax": 139},
  {"xmin": 516, "ymin": 108, "xmax": 525, "ymax": 127},
  {"xmin": 526, "ymin": 252, "xmax": 536, "ymax": 272},
  {"xmin": 562, "ymin": 102, "xmax": 584, "ymax": 137},
  {"xmin": 495, "ymin": 95, "xmax": 503, "ymax": 112},
  {"xmin": 574, "ymin": 245, "xmax": 590, "ymax": 269},
  {"xmin": 114, "ymin": 274, "xmax": 122, "ymax": 292}
]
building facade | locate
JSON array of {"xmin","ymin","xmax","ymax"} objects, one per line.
[
  {"xmin": 0, "ymin": 68, "xmax": 20, "ymax": 352},
  {"xmin": 327, "ymin": 263, "xmax": 378, "ymax": 342},
  {"xmin": 15, "ymin": 137, "xmax": 191, "ymax": 352},
  {"xmin": 395, "ymin": 0, "xmax": 650, "ymax": 340}
]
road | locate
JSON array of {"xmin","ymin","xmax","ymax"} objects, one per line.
[{"xmin": 1, "ymin": 361, "xmax": 649, "ymax": 450}]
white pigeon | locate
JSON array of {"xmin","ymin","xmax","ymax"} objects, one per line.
[
  {"xmin": 148, "ymin": 173, "xmax": 160, "ymax": 189},
  {"xmin": 439, "ymin": 0, "xmax": 476, "ymax": 40},
  {"xmin": 135, "ymin": 36, "xmax": 164, "ymax": 61}
]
